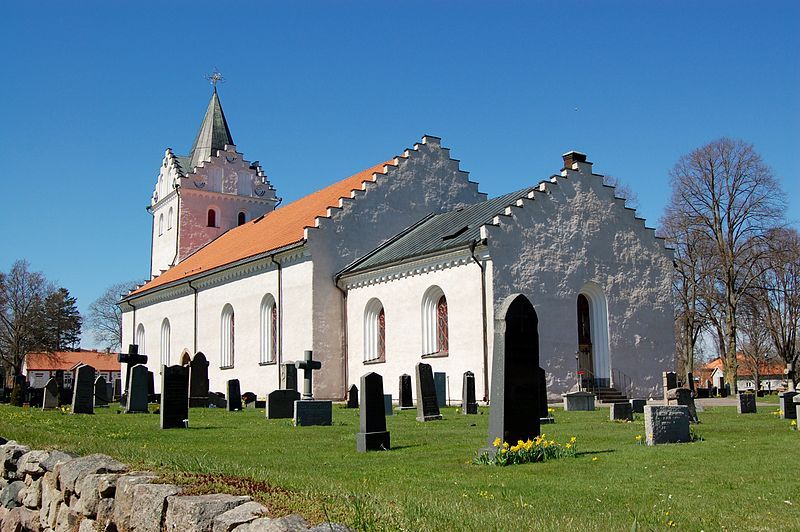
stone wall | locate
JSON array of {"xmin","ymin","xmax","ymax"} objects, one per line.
[{"xmin": 0, "ymin": 440, "xmax": 348, "ymax": 532}]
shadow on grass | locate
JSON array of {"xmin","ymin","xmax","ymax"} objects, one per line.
[
  {"xmin": 576, "ymin": 449, "xmax": 615, "ymax": 457},
  {"xmin": 388, "ymin": 444, "xmax": 422, "ymax": 451}
]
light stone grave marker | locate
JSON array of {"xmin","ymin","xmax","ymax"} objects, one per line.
[
  {"xmin": 280, "ymin": 363, "xmax": 298, "ymax": 392},
  {"xmin": 563, "ymin": 391, "xmax": 595, "ymax": 411}
]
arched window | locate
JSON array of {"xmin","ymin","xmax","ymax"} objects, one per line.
[
  {"xmin": 207, "ymin": 208, "xmax": 217, "ymax": 227},
  {"xmin": 158, "ymin": 213, "xmax": 164, "ymax": 236},
  {"xmin": 421, "ymin": 286, "xmax": 448, "ymax": 356},
  {"xmin": 220, "ymin": 304, "xmax": 235, "ymax": 368},
  {"xmin": 259, "ymin": 294, "xmax": 278, "ymax": 363},
  {"xmin": 237, "ymin": 211, "xmax": 247, "ymax": 226},
  {"xmin": 136, "ymin": 323, "xmax": 146, "ymax": 354},
  {"xmin": 167, "ymin": 207, "xmax": 174, "ymax": 230},
  {"xmin": 160, "ymin": 318, "xmax": 171, "ymax": 367},
  {"xmin": 364, "ymin": 298, "xmax": 385, "ymax": 362}
]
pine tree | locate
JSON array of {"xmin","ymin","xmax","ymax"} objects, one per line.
[{"xmin": 43, "ymin": 288, "xmax": 82, "ymax": 350}]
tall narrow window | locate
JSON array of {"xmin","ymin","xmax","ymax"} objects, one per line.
[
  {"xmin": 220, "ymin": 304, "xmax": 235, "ymax": 368},
  {"xmin": 207, "ymin": 208, "xmax": 217, "ymax": 227},
  {"xmin": 421, "ymin": 286, "xmax": 449, "ymax": 356},
  {"xmin": 158, "ymin": 213, "xmax": 164, "ymax": 236},
  {"xmin": 259, "ymin": 295, "xmax": 277, "ymax": 364},
  {"xmin": 136, "ymin": 323, "xmax": 146, "ymax": 354},
  {"xmin": 167, "ymin": 207, "xmax": 174, "ymax": 230},
  {"xmin": 237, "ymin": 212, "xmax": 246, "ymax": 226},
  {"xmin": 364, "ymin": 298, "xmax": 385, "ymax": 362},
  {"xmin": 160, "ymin": 318, "xmax": 171, "ymax": 367}
]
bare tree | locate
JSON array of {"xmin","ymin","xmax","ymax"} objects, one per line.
[
  {"xmin": 0, "ymin": 260, "xmax": 55, "ymax": 377},
  {"xmin": 603, "ymin": 174, "xmax": 640, "ymax": 210},
  {"xmin": 738, "ymin": 296, "xmax": 774, "ymax": 391},
  {"xmin": 86, "ymin": 281, "xmax": 138, "ymax": 352},
  {"xmin": 666, "ymin": 138, "xmax": 786, "ymax": 393}
]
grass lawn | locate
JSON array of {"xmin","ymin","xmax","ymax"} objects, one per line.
[{"xmin": 1, "ymin": 403, "xmax": 798, "ymax": 531}]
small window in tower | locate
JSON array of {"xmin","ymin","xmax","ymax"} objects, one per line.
[
  {"xmin": 167, "ymin": 207, "xmax": 174, "ymax": 230},
  {"xmin": 207, "ymin": 209, "xmax": 217, "ymax": 227},
  {"xmin": 237, "ymin": 212, "xmax": 246, "ymax": 226},
  {"xmin": 158, "ymin": 214, "xmax": 164, "ymax": 236}
]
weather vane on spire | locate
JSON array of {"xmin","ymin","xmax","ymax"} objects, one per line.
[{"xmin": 206, "ymin": 69, "xmax": 224, "ymax": 88}]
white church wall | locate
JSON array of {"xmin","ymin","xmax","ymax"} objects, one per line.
[
  {"xmin": 344, "ymin": 256, "xmax": 486, "ymax": 406},
  {"xmin": 307, "ymin": 136, "xmax": 488, "ymax": 399},
  {"xmin": 485, "ymin": 162, "xmax": 674, "ymax": 399}
]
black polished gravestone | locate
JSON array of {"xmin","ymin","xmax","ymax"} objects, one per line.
[
  {"xmin": 266, "ymin": 389, "xmax": 301, "ymax": 419},
  {"xmin": 227, "ymin": 379, "xmax": 242, "ymax": 411},
  {"xmin": 125, "ymin": 364, "xmax": 149, "ymax": 413},
  {"xmin": 42, "ymin": 378, "xmax": 59, "ymax": 410},
  {"xmin": 71, "ymin": 364, "xmax": 96, "ymax": 415},
  {"xmin": 147, "ymin": 371, "xmax": 156, "ymax": 402},
  {"xmin": 434, "ymin": 372, "xmax": 447, "ymax": 408},
  {"xmin": 356, "ymin": 372, "xmax": 391, "ymax": 452},
  {"xmin": 383, "ymin": 394, "xmax": 393, "ymax": 416},
  {"xmin": 188, "ymin": 352, "xmax": 210, "ymax": 408},
  {"xmin": 737, "ymin": 393, "xmax": 757, "ymax": 414},
  {"xmin": 118, "ymin": 344, "xmax": 147, "ymax": 407},
  {"xmin": 398, "ymin": 374, "xmax": 414, "ymax": 409},
  {"xmin": 346, "ymin": 385, "xmax": 358, "ymax": 409},
  {"xmin": 462, "ymin": 371, "xmax": 478, "ymax": 414},
  {"xmin": 54, "ymin": 370, "xmax": 67, "ymax": 406},
  {"xmin": 415, "ymin": 363, "xmax": 442, "ymax": 422},
  {"xmin": 160, "ymin": 365, "xmax": 189, "ymax": 429},
  {"xmin": 488, "ymin": 294, "xmax": 541, "ymax": 448},
  {"xmin": 94, "ymin": 376, "xmax": 110, "ymax": 408}
]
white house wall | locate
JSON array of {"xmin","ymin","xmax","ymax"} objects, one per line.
[
  {"xmin": 344, "ymin": 255, "xmax": 487, "ymax": 405},
  {"xmin": 485, "ymin": 162, "xmax": 674, "ymax": 398}
]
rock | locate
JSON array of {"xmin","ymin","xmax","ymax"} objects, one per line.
[
  {"xmin": 39, "ymin": 472, "xmax": 63, "ymax": 529},
  {"xmin": 75, "ymin": 473, "xmax": 119, "ymax": 517},
  {"xmin": 212, "ymin": 501, "xmax": 268, "ymax": 532},
  {"xmin": 234, "ymin": 515, "xmax": 309, "ymax": 532},
  {"xmin": 79, "ymin": 517, "xmax": 97, "ymax": 531},
  {"xmin": 165, "ymin": 494, "xmax": 251, "ymax": 532},
  {"xmin": 58, "ymin": 455, "xmax": 127, "ymax": 495},
  {"xmin": 0, "ymin": 443, "xmax": 31, "ymax": 480},
  {"xmin": 22, "ymin": 477, "xmax": 42, "ymax": 508},
  {"xmin": 40, "ymin": 451, "xmax": 76, "ymax": 473},
  {"xmin": 112, "ymin": 473, "xmax": 158, "ymax": 531},
  {"xmin": 0, "ymin": 437, "xmax": 7, "ymax": 445},
  {"xmin": 128, "ymin": 483, "xmax": 181, "ymax": 532},
  {"xmin": 308, "ymin": 524, "xmax": 354, "ymax": 532},
  {"xmin": 54, "ymin": 501, "xmax": 81, "ymax": 532},
  {"xmin": 1, "ymin": 481, "xmax": 25, "ymax": 509},
  {"xmin": 95, "ymin": 497, "xmax": 115, "ymax": 530},
  {"xmin": 16, "ymin": 450, "xmax": 51, "ymax": 478},
  {"xmin": 1, "ymin": 506, "xmax": 42, "ymax": 532}
]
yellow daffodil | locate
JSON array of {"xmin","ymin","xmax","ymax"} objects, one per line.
[
  {"xmin": 493, "ymin": 437, "xmax": 502, "ymax": 448},
  {"xmin": 500, "ymin": 448, "xmax": 507, "ymax": 454},
  {"xmin": 502, "ymin": 442, "xmax": 509, "ymax": 449},
  {"xmin": 566, "ymin": 443, "xmax": 572, "ymax": 449},
  {"xmin": 592, "ymin": 456, "xmax": 598, "ymax": 461},
  {"xmin": 569, "ymin": 436, "xmax": 577, "ymax": 443}
]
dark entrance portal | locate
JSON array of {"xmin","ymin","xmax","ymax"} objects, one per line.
[{"xmin": 577, "ymin": 294, "xmax": 593, "ymax": 389}]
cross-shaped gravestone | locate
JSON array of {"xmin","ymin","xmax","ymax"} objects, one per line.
[{"xmin": 295, "ymin": 350, "xmax": 321, "ymax": 400}]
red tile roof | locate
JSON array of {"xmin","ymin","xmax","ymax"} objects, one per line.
[
  {"xmin": 25, "ymin": 350, "xmax": 121, "ymax": 372},
  {"xmin": 130, "ymin": 160, "xmax": 394, "ymax": 296},
  {"xmin": 697, "ymin": 355, "xmax": 785, "ymax": 381}
]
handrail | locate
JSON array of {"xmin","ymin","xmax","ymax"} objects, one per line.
[{"xmin": 612, "ymin": 368, "xmax": 634, "ymax": 398}]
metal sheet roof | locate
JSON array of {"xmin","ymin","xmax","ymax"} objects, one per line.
[{"xmin": 343, "ymin": 186, "xmax": 536, "ymax": 274}]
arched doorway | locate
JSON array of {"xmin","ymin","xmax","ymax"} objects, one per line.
[
  {"xmin": 488, "ymin": 294, "xmax": 541, "ymax": 446},
  {"xmin": 577, "ymin": 283, "xmax": 611, "ymax": 388}
]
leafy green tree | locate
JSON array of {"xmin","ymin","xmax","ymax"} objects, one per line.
[{"xmin": 42, "ymin": 287, "xmax": 82, "ymax": 350}]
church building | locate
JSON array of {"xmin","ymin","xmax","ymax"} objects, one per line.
[{"xmin": 120, "ymin": 90, "xmax": 674, "ymax": 403}]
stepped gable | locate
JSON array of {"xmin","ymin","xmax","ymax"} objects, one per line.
[{"xmin": 130, "ymin": 160, "xmax": 395, "ymax": 296}]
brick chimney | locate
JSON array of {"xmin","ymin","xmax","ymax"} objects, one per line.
[{"xmin": 561, "ymin": 151, "xmax": 592, "ymax": 175}]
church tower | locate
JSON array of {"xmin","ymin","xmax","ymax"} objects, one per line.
[{"xmin": 149, "ymin": 89, "xmax": 279, "ymax": 278}]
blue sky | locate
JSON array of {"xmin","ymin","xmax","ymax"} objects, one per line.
[{"xmin": 1, "ymin": 1, "xmax": 798, "ymax": 348}]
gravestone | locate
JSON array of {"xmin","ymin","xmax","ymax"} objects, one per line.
[
  {"xmin": 695, "ymin": 387, "xmax": 710, "ymax": 399},
  {"xmin": 737, "ymin": 393, "xmax": 757, "ymax": 414},
  {"xmin": 42, "ymin": 378, "xmax": 59, "ymax": 410},
  {"xmin": 118, "ymin": 344, "xmax": 148, "ymax": 407},
  {"xmin": 94, "ymin": 376, "xmax": 110, "ymax": 408},
  {"xmin": 794, "ymin": 395, "xmax": 800, "ymax": 419},
  {"xmin": 644, "ymin": 405, "xmax": 690, "ymax": 445},
  {"xmin": 113, "ymin": 379, "xmax": 121, "ymax": 400},
  {"xmin": 667, "ymin": 387, "xmax": 699, "ymax": 423},
  {"xmin": 208, "ymin": 391, "xmax": 227, "ymax": 409},
  {"xmin": 126, "ymin": 364, "xmax": 149, "ymax": 413},
  {"xmin": 160, "ymin": 364, "xmax": 189, "ymax": 429},
  {"xmin": 434, "ymin": 372, "xmax": 446, "ymax": 408},
  {"xmin": 686, "ymin": 372, "xmax": 695, "ymax": 393},
  {"xmin": 227, "ymin": 379, "xmax": 242, "ymax": 411},
  {"xmin": 538, "ymin": 367, "xmax": 552, "ymax": 423},
  {"xmin": 280, "ymin": 363, "xmax": 298, "ymax": 392},
  {"xmin": 398, "ymin": 374, "xmax": 414, "ymax": 409},
  {"xmin": 487, "ymin": 294, "xmax": 541, "ymax": 448},
  {"xmin": 71, "ymin": 364, "xmax": 96, "ymax": 415},
  {"xmin": 662, "ymin": 371, "xmax": 678, "ymax": 402},
  {"xmin": 54, "ymin": 370, "xmax": 66, "ymax": 406},
  {"xmin": 415, "ymin": 363, "xmax": 442, "ymax": 422},
  {"xmin": 346, "ymin": 385, "xmax": 358, "ymax": 409},
  {"xmin": 779, "ymin": 391, "xmax": 798, "ymax": 419},
  {"xmin": 383, "ymin": 394, "xmax": 393, "ymax": 416},
  {"xmin": 462, "ymin": 371, "xmax": 478, "ymax": 414},
  {"xmin": 294, "ymin": 350, "xmax": 332, "ymax": 426},
  {"xmin": 266, "ymin": 389, "xmax": 300, "ymax": 419},
  {"xmin": 356, "ymin": 372, "xmax": 390, "ymax": 452},
  {"xmin": 563, "ymin": 391, "xmax": 595, "ymax": 411},
  {"xmin": 189, "ymin": 352, "xmax": 210, "ymax": 408},
  {"xmin": 147, "ymin": 370, "xmax": 156, "ymax": 402},
  {"xmin": 242, "ymin": 392, "xmax": 257, "ymax": 407},
  {"xmin": 630, "ymin": 398, "xmax": 647, "ymax": 414},
  {"xmin": 610, "ymin": 402, "xmax": 633, "ymax": 421}
]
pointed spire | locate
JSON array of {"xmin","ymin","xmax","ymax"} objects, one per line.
[{"xmin": 189, "ymin": 88, "xmax": 234, "ymax": 170}]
